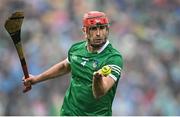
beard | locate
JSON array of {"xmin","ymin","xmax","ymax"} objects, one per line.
[{"xmin": 88, "ymin": 37, "xmax": 107, "ymax": 49}]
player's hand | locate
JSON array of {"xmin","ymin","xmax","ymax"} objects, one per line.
[
  {"xmin": 22, "ymin": 74, "xmax": 36, "ymax": 86},
  {"xmin": 93, "ymin": 71, "xmax": 103, "ymax": 79},
  {"xmin": 93, "ymin": 65, "xmax": 112, "ymax": 78}
]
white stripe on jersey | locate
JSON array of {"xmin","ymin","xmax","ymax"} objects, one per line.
[
  {"xmin": 109, "ymin": 74, "xmax": 117, "ymax": 81},
  {"xmin": 108, "ymin": 65, "xmax": 121, "ymax": 75},
  {"xmin": 66, "ymin": 57, "xmax": 70, "ymax": 64},
  {"xmin": 109, "ymin": 65, "xmax": 122, "ymax": 70}
]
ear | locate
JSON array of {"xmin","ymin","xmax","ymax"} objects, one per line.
[
  {"xmin": 82, "ymin": 27, "xmax": 88, "ymax": 38},
  {"xmin": 82, "ymin": 27, "xmax": 86, "ymax": 33}
]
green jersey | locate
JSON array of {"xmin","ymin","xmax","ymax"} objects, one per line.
[{"xmin": 60, "ymin": 40, "xmax": 123, "ymax": 116}]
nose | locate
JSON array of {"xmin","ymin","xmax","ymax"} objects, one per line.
[{"xmin": 96, "ymin": 28, "xmax": 100, "ymax": 36}]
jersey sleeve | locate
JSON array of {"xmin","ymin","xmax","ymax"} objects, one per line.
[
  {"xmin": 67, "ymin": 44, "xmax": 73, "ymax": 64},
  {"xmin": 66, "ymin": 57, "xmax": 70, "ymax": 64},
  {"xmin": 67, "ymin": 51, "xmax": 71, "ymax": 64},
  {"xmin": 106, "ymin": 54, "xmax": 123, "ymax": 82},
  {"xmin": 67, "ymin": 41, "xmax": 85, "ymax": 64}
]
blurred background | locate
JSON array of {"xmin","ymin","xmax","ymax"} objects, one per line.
[{"xmin": 0, "ymin": 0, "xmax": 180, "ymax": 116}]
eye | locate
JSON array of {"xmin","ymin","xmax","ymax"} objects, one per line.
[
  {"xmin": 99, "ymin": 25, "xmax": 106, "ymax": 29},
  {"xmin": 89, "ymin": 26, "xmax": 97, "ymax": 30}
]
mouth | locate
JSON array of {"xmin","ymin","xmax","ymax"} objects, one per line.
[
  {"xmin": 95, "ymin": 38, "xmax": 102, "ymax": 40},
  {"xmin": 95, "ymin": 38, "xmax": 103, "ymax": 41},
  {"xmin": 94, "ymin": 39, "xmax": 103, "ymax": 43}
]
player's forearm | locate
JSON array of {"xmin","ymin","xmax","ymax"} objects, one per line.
[
  {"xmin": 92, "ymin": 76, "xmax": 108, "ymax": 99},
  {"xmin": 34, "ymin": 60, "xmax": 70, "ymax": 84}
]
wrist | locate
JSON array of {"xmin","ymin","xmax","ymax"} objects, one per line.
[{"xmin": 34, "ymin": 74, "xmax": 42, "ymax": 84}]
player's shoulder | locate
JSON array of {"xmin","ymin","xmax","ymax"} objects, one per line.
[
  {"xmin": 69, "ymin": 40, "xmax": 86, "ymax": 51},
  {"xmin": 106, "ymin": 43, "xmax": 122, "ymax": 57},
  {"xmin": 106, "ymin": 44, "xmax": 124, "ymax": 68}
]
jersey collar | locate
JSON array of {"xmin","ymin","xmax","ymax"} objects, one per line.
[{"xmin": 97, "ymin": 40, "xmax": 109, "ymax": 54}]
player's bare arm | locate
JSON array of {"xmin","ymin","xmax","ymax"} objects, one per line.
[
  {"xmin": 23, "ymin": 59, "xmax": 71, "ymax": 85},
  {"xmin": 92, "ymin": 72, "xmax": 115, "ymax": 99}
]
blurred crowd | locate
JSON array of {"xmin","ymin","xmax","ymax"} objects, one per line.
[{"xmin": 0, "ymin": 0, "xmax": 180, "ymax": 116}]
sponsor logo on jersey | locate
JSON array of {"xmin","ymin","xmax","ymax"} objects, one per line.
[
  {"xmin": 93, "ymin": 60, "xmax": 98, "ymax": 70},
  {"xmin": 72, "ymin": 55, "xmax": 77, "ymax": 61},
  {"xmin": 81, "ymin": 61, "xmax": 87, "ymax": 66},
  {"xmin": 81, "ymin": 57, "xmax": 89, "ymax": 66}
]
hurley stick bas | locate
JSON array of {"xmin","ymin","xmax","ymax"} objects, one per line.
[{"xmin": 4, "ymin": 11, "xmax": 32, "ymax": 93}]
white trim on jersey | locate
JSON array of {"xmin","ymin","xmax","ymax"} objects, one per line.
[
  {"xmin": 109, "ymin": 65, "xmax": 121, "ymax": 75},
  {"xmin": 66, "ymin": 57, "xmax": 70, "ymax": 64},
  {"xmin": 97, "ymin": 40, "xmax": 110, "ymax": 54},
  {"xmin": 109, "ymin": 64, "xmax": 122, "ymax": 70},
  {"xmin": 85, "ymin": 40, "xmax": 109, "ymax": 54},
  {"xmin": 106, "ymin": 65, "xmax": 122, "ymax": 82},
  {"xmin": 109, "ymin": 73, "xmax": 117, "ymax": 81}
]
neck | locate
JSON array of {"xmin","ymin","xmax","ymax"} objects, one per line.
[{"xmin": 87, "ymin": 44, "xmax": 101, "ymax": 53}]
